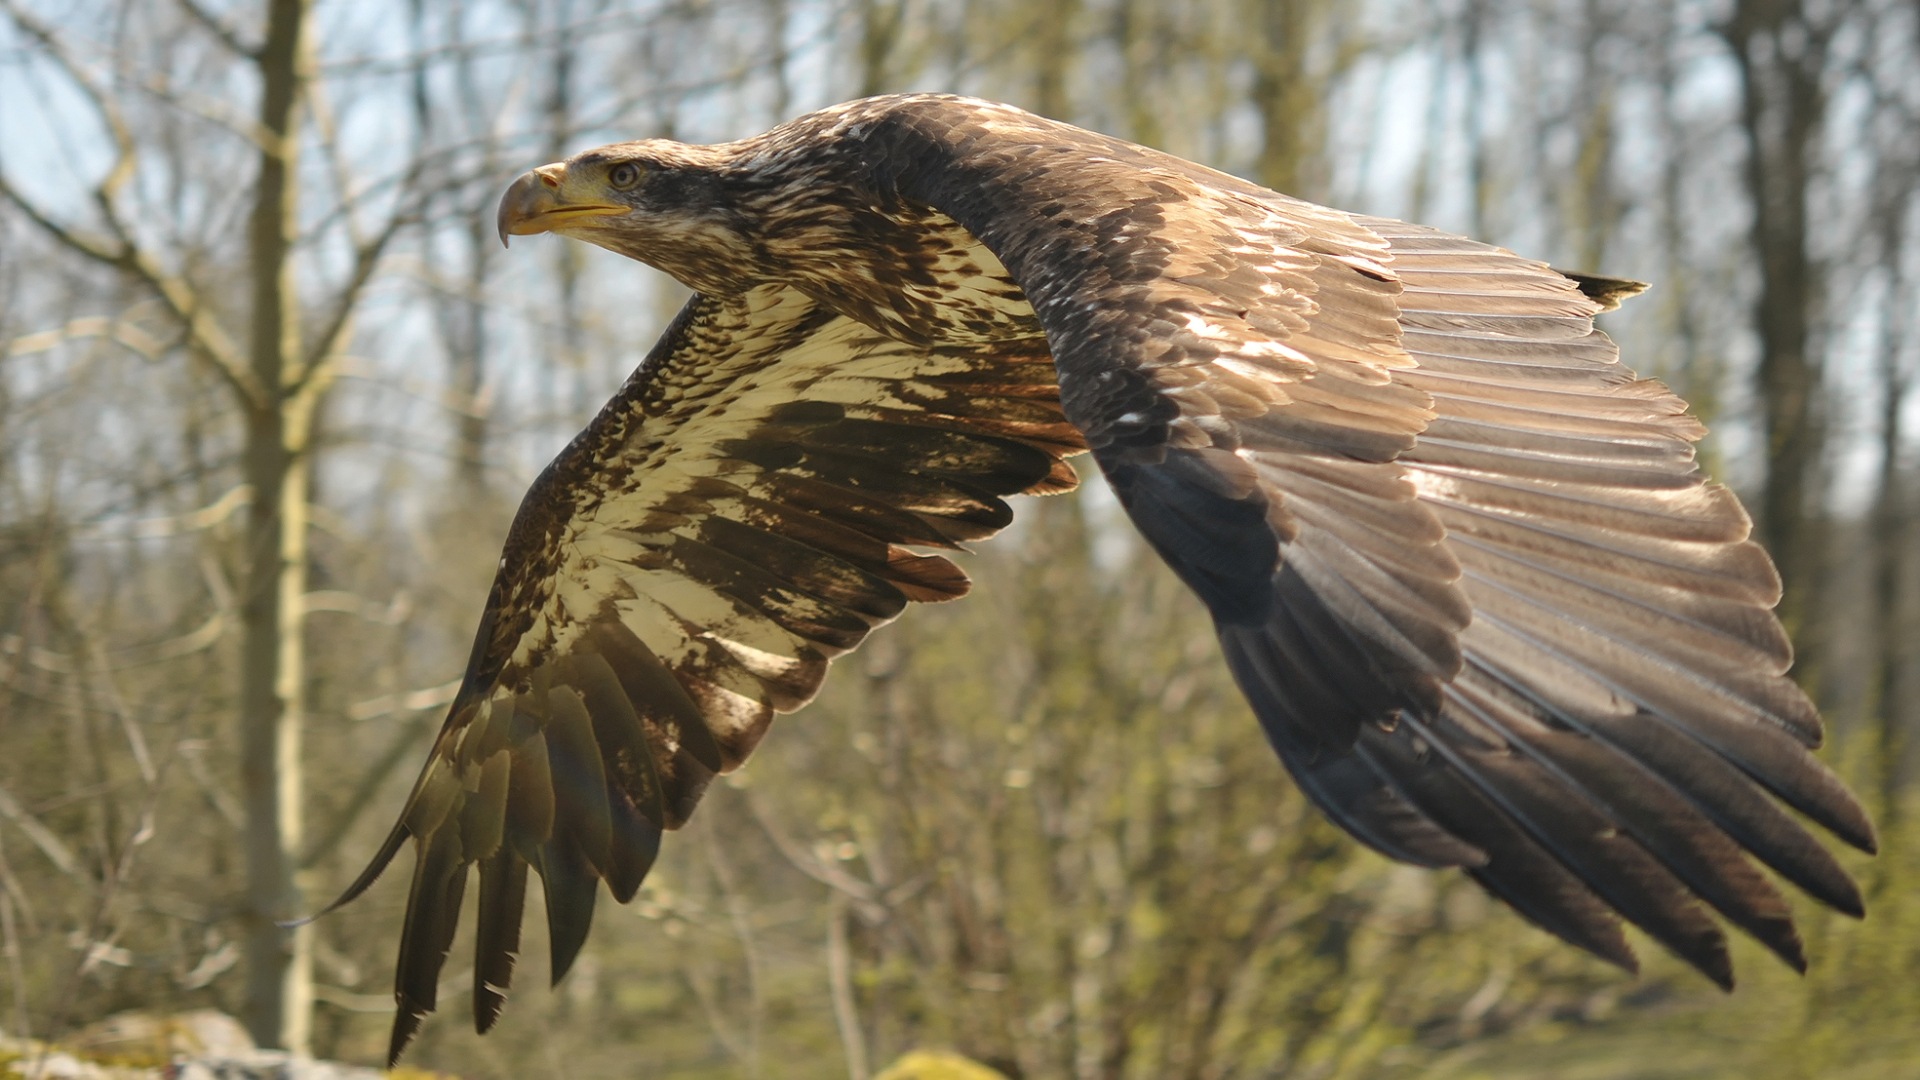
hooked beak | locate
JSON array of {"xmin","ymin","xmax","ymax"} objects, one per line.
[{"xmin": 496, "ymin": 163, "xmax": 626, "ymax": 247}]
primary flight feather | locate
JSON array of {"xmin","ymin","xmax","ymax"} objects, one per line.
[{"xmin": 328, "ymin": 94, "xmax": 1874, "ymax": 1063}]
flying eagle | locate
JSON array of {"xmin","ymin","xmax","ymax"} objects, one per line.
[{"xmin": 329, "ymin": 94, "xmax": 1874, "ymax": 1063}]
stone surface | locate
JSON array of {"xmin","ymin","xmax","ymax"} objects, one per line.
[{"xmin": 1, "ymin": 1015, "xmax": 404, "ymax": 1080}]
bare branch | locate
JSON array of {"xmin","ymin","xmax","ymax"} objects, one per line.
[
  {"xmin": 124, "ymin": 253, "xmax": 264, "ymax": 408},
  {"xmin": 314, "ymin": 5, "xmax": 670, "ymax": 77},
  {"xmin": 0, "ymin": 177, "xmax": 256, "ymax": 410},
  {"xmin": 0, "ymin": 173, "xmax": 126, "ymax": 265},
  {"xmin": 0, "ymin": 6, "xmax": 264, "ymax": 410},
  {"xmin": 0, "ymin": 0, "xmax": 138, "ymax": 203},
  {"xmin": 5, "ymin": 313, "xmax": 168, "ymax": 361},
  {"xmin": 826, "ymin": 893, "xmax": 869, "ymax": 1080},
  {"xmin": 131, "ymin": 66, "xmax": 276, "ymax": 148},
  {"xmin": 1, "ymin": 892, "xmax": 30, "ymax": 1039},
  {"xmin": 0, "ymin": 833, "xmax": 37, "ymax": 935},
  {"xmin": 0, "ymin": 783, "xmax": 83, "ymax": 880},
  {"xmin": 298, "ymin": 206, "xmax": 414, "ymax": 386},
  {"xmin": 175, "ymin": 0, "xmax": 258, "ymax": 59},
  {"xmin": 71, "ymin": 484, "xmax": 252, "ymax": 542},
  {"xmin": 297, "ymin": 709, "xmax": 436, "ymax": 871},
  {"xmin": 311, "ymin": 981, "xmax": 413, "ymax": 1013},
  {"xmin": 304, "ymin": 64, "xmax": 365, "ymax": 246},
  {"xmin": 697, "ymin": 816, "xmax": 766, "ymax": 1076},
  {"xmin": 343, "ymin": 678, "xmax": 458, "ymax": 722},
  {"xmin": 178, "ymin": 740, "xmax": 244, "ymax": 833}
]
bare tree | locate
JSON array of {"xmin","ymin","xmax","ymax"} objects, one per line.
[
  {"xmin": 1721, "ymin": 0, "xmax": 1836, "ymax": 647},
  {"xmin": 0, "ymin": 0, "xmax": 420, "ymax": 1049}
]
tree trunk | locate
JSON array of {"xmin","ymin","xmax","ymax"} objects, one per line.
[
  {"xmin": 1248, "ymin": 0, "xmax": 1329, "ymax": 199},
  {"xmin": 1029, "ymin": 0, "xmax": 1080, "ymax": 119},
  {"xmin": 1869, "ymin": 349, "xmax": 1907, "ymax": 823},
  {"xmin": 238, "ymin": 0, "xmax": 316, "ymax": 1052},
  {"xmin": 1724, "ymin": 0, "xmax": 1828, "ymax": 649},
  {"xmin": 856, "ymin": 0, "xmax": 905, "ymax": 98}
]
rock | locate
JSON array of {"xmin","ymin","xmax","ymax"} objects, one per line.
[
  {"xmin": 0, "ymin": 1014, "xmax": 421, "ymax": 1080},
  {"xmin": 73, "ymin": 1011, "xmax": 256, "ymax": 1065}
]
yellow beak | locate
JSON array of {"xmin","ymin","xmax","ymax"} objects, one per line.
[{"xmin": 496, "ymin": 164, "xmax": 626, "ymax": 246}]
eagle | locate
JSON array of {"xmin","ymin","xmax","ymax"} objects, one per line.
[{"xmin": 327, "ymin": 94, "xmax": 1874, "ymax": 1063}]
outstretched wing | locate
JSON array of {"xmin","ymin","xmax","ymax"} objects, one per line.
[
  {"xmin": 328, "ymin": 282, "xmax": 1082, "ymax": 1063},
  {"xmin": 882, "ymin": 96, "xmax": 1873, "ymax": 986},
  {"xmin": 343, "ymin": 95, "xmax": 1876, "ymax": 1064}
]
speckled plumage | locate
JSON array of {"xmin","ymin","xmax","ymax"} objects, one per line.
[{"xmin": 330, "ymin": 94, "xmax": 1874, "ymax": 1064}]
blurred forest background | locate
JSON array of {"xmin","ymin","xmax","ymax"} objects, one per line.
[{"xmin": 2, "ymin": 0, "xmax": 1919, "ymax": 1076}]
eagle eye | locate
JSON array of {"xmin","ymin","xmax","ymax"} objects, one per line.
[{"xmin": 607, "ymin": 162, "xmax": 644, "ymax": 190}]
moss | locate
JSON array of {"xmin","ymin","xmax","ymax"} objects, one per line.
[{"xmin": 875, "ymin": 1050, "xmax": 1010, "ymax": 1080}]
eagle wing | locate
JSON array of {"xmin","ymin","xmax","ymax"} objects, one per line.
[
  {"xmin": 885, "ymin": 97, "xmax": 1872, "ymax": 984},
  {"xmin": 341, "ymin": 96, "xmax": 1874, "ymax": 1063},
  {"xmin": 327, "ymin": 282, "xmax": 1082, "ymax": 1062}
]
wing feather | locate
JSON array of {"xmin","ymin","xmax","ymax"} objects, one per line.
[
  {"xmin": 333, "ymin": 281, "xmax": 1084, "ymax": 1063},
  {"xmin": 471, "ymin": 850, "xmax": 527, "ymax": 1033},
  {"xmin": 888, "ymin": 97, "xmax": 1868, "ymax": 993},
  {"xmin": 345, "ymin": 96, "xmax": 1874, "ymax": 1061}
]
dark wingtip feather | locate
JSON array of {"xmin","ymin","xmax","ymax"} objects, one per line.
[
  {"xmin": 473, "ymin": 851, "xmax": 529, "ymax": 1034},
  {"xmin": 387, "ymin": 1008, "xmax": 425, "ymax": 1069},
  {"xmin": 1466, "ymin": 863, "xmax": 1640, "ymax": 976},
  {"xmin": 1752, "ymin": 917, "xmax": 1807, "ymax": 974},
  {"xmin": 1806, "ymin": 776, "xmax": 1877, "ymax": 856},
  {"xmin": 589, "ymin": 619, "xmax": 726, "ymax": 778},
  {"xmin": 1697, "ymin": 939, "xmax": 1735, "ymax": 991},
  {"xmin": 539, "ymin": 837, "xmax": 599, "ymax": 986},
  {"xmin": 1569, "ymin": 718, "xmax": 1866, "ymax": 923},
  {"xmin": 572, "ymin": 650, "xmax": 669, "ymax": 836},
  {"xmin": 388, "ymin": 830, "xmax": 470, "ymax": 1066},
  {"xmin": 1286, "ymin": 749, "xmax": 1487, "ymax": 869},
  {"xmin": 544, "ymin": 686, "xmax": 614, "ymax": 875},
  {"xmin": 1851, "ymin": 811, "xmax": 1880, "ymax": 856},
  {"xmin": 1361, "ymin": 730, "xmax": 1644, "ymax": 974},
  {"xmin": 1783, "ymin": 942, "xmax": 1809, "ymax": 975},
  {"xmin": 1458, "ymin": 694, "xmax": 1816, "ymax": 976},
  {"xmin": 1455, "ymin": 752, "xmax": 1737, "ymax": 988},
  {"xmin": 605, "ymin": 793, "xmax": 663, "ymax": 904}
]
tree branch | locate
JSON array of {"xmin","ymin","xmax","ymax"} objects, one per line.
[
  {"xmin": 0, "ymin": 2, "xmax": 265, "ymax": 410},
  {"xmin": 297, "ymin": 709, "xmax": 435, "ymax": 871},
  {"xmin": 119, "ymin": 249, "xmax": 265, "ymax": 409},
  {"xmin": 0, "ymin": 174, "xmax": 124, "ymax": 265},
  {"xmin": 175, "ymin": 0, "xmax": 260, "ymax": 59},
  {"xmin": 0, "ymin": 784, "xmax": 83, "ymax": 880},
  {"xmin": 298, "ymin": 206, "xmax": 414, "ymax": 388}
]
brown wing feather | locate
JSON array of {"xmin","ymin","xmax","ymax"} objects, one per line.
[
  {"xmin": 884, "ymin": 95, "xmax": 1870, "ymax": 987},
  {"xmin": 329, "ymin": 282, "xmax": 1083, "ymax": 1064}
]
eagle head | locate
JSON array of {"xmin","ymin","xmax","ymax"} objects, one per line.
[{"xmin": 496, "ymin": 141, "xmax": 764, "ymax": 293}]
